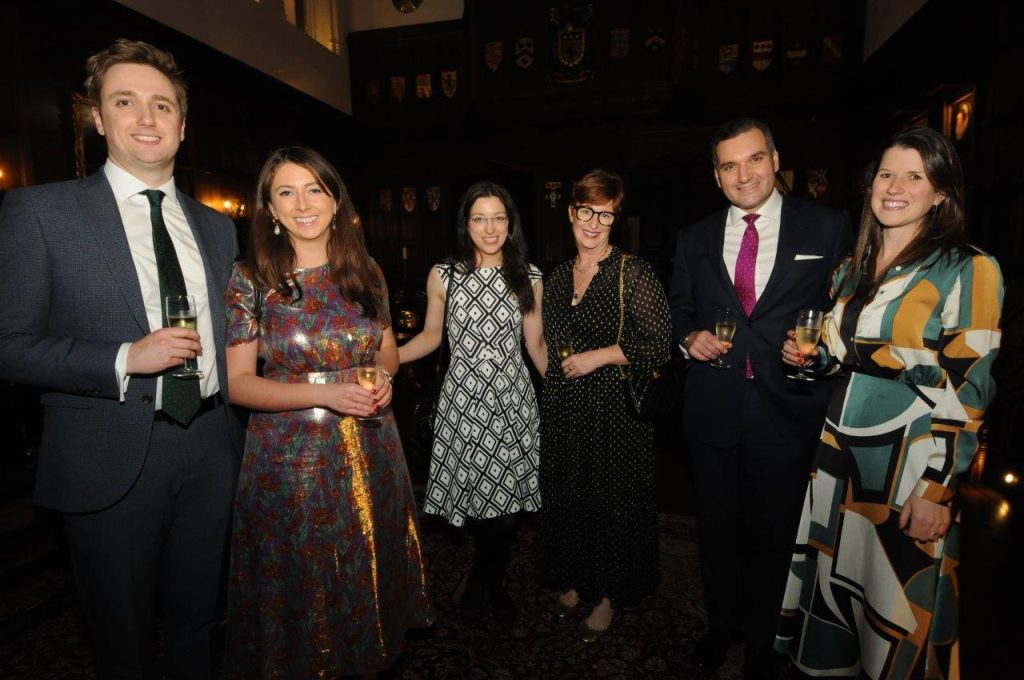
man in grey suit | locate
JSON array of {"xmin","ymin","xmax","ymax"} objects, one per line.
[{"xmin": 0, "ymin": 40, "xmax": 241, "ymax": 678}]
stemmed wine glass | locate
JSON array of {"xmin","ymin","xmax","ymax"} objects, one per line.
[
  {"xmin": 788, "ymin": 309, "xmax": 824, "ymax": 381},
  {"xmin": 710, "ymin": 307, "xmax": 736, "ymax": 369},
  {"xmin": 355, "ymin": 355, "xmax": 382, "ymax": 424},
  {"xmin": 556, "ymin": 334, "xmax": 575, "ymax": 361},
  {"xmin": 164, "ymin": 295, "xmax": 203, "ymax": 379}
]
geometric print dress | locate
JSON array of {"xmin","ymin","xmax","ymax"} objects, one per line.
[
  {"xmin": 423, "ymin": 263, "xmax": 543, "ymax": 527},
  {"xmin": 775, "ymin": 248, "xmax": 1004, "ymax": 679}
]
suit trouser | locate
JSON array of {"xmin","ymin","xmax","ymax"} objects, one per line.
[
  {"xmin": 688, "ymin": 380, "xmax": 815, "ymax": 651},
  {"xmin": 63, "ymin": 405, "xmax": 237, "ymax": 680}
]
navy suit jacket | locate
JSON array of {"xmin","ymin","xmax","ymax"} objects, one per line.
[
  {"xmin": 669, "ymin": 196, "xmax": 851, "ymax": 448},
  {"xmin": 0, "ymin": 171, "xmax": 243, "ymax": 512}
]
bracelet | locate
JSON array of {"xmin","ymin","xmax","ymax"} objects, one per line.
[{"xmin": 379, "ymin": 367, "xmax": 393, "ymax": 384}]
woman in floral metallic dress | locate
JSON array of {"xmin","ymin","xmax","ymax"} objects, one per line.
[{"xmin": 224, "ymin": 147, "xmax": 432, "ymax": 678}]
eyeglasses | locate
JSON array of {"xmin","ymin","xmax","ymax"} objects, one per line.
[
  {"xmin": 469, "ymin": 214, "xmax": 509, "ymax": 227},
  {"xmin": 573, "ymin": 205, "xmax": 618, "ymax": 226}
]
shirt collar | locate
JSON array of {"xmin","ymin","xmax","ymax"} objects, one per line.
[
  {"xmin": 727, "ymin": 188, "xmax": 782, "ymax": 227},
  {"xmin": 103, "ymin": 159, "xmax": 179, "ymax": 208}
]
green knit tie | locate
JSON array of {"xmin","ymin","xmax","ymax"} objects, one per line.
[{"xmin": 142, "ymin": 189, "xmax": 201, "ymax": 426}]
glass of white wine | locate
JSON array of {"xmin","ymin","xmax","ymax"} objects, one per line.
[
  {"xmin": 556, "ymin": 335, "xmax": 575, "ymax": 362},
  {"xmin": 710, "ymin": 307, "xmax": 736, "ymax": 369},
  {"xmin": 789, "ymin": 308, "xmax": 824, "ymax": 381},
  {"xmin": 164, "ymin": 294, "xmax": 203, "ymax": 379},
  {"xmin": 355, "ymin": 359, "xmax": 382, "ymax": 424}
]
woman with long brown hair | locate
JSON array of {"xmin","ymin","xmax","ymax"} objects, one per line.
[
  {"xmin": 224, "ymin": 147, "xmax": 432, "ymax": 678},
  {"xmin": 777, "ymin": 126, "xmax": 1004, "ymax": 678}
]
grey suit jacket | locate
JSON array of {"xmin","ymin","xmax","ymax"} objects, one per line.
[{"xmin": 0, "ymin": 171, "xmax": 242, "ymax": 512}]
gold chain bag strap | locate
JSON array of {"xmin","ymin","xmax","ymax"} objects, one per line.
[{"xmin": 615, "ymin": 254, "xmax": 679, "ymax": 420}]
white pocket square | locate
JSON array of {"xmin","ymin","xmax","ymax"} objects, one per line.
[{"xmin": 794, "ymin": 254, "xmax": 824, "ymax": 260}]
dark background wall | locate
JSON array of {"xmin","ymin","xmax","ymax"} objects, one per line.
[{"xmin": 0, "ymin": 0, "xmax": 1021, "ymax": 484}]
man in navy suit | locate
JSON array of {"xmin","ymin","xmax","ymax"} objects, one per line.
[
  {"xmin": 0, "ymin": 40, "xmax": 241, "ymax": 678},
  {"xmin": 669, "ymin": 118, "xmax": 849, "ymax": 679}
]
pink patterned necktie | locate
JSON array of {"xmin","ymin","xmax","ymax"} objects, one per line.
[{"xmin": 735, "ymin": 213, "xmax": 760, "ymax": 378}]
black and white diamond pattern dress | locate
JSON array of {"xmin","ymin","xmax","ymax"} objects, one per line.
[{"xmin": 424, "ymin": 263, "xmax": 543, "ymax": 527}]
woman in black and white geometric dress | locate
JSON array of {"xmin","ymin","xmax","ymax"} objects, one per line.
[{"xmin": 399, "ymin": 180, "xmax": 546, "ymax": 622}]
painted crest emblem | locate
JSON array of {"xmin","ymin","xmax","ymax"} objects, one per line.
[
  {"xmin": 426, "ymin": 186, "xmax": 441, "ymax": 212},
  {"xmin": 807, "ymin": 169, "xmax": 829, "ymax": 199},
  {"xmin": 544, "ymin": 181, "xmax": 562, "ymax": 209},
  {"xmin": 786, "ymin": 40, "xmax": 807, "ymax": 67},
  {"xmin": 441, "ymin": 70, "xmax": 458, "ymax": 98},
  {"xmin": 390, "ymin": 76, "xmax": 406, "ymax": 103},
  {"xmin": 548, "ymin": 3, "xmax": 596, "ymax": 83},
  {"xmin": 752, "ymin": 40, "xmax": 773, "ymax": 71},
  {"xmin": 415, "ymin": 73, "xmax": 432, "ymax": 99},
  {"xmin": 555, "ymin": 26, "xmax": 586, "ymax": 67},
  {"xmin": 719, "ymin": 44, "xmax": 739, "ymax": 74},
  {"xmin": 822, "ymin": 34, "xmax": 843, "ymax": 65},
  {"xmin": 609, "ymin": 27, "xmax": 630, "ymax": 59},
  {"xmin": 402, "ymin": 187, "xmax": 416, "ymax": 213},
  {"xmin": 644, "ymin": 26, "xmax": 666, "ymax": 51},
  {"xmin": 379, "ymin": 188, "xmax": 393, "ymax": 214},
  {"xmin": 484, "ymin": 40, "xmax": 503, "ymax": 72},
  {"xmin": 515, "ymin": 38, "xmax": 535, "ymax": 69}
]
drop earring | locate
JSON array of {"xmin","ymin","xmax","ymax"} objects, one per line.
[
  {"xmin": 331, "ymin": 217, "xmax": 337, "ymax": 231},
  {"xmin": 273, "ymin": 217, "xmax": 281, "ymax": 235}
]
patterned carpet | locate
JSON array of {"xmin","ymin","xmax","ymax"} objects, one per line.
[{"xmin": 0, "ymin": 512, "xmax": 750, "ymax": 679}]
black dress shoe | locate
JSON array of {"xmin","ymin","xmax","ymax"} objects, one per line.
[
  {"xmin": 743, "ymin": 647, "xmax": 786, "ymax": 680},
  {"xmin": 692, "ymin": 629, "xmax": 734, "ymax": 673}
]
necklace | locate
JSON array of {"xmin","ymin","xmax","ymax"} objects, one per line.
[
  {"xmin": 573, "ymin": 244, "xmax": 611, "ymax": 274},
  {"xmin": 572, "ymin": 244, "xmax": 611, "ymax": 300}
]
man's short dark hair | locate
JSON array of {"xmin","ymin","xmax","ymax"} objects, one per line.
[
  {"xmin": 710, "ymin": 117, "xmax": 776, "ymax": 168},
  {"xmin": 85, "ymin": 39, "xmax": 188, "ymax": 117}
]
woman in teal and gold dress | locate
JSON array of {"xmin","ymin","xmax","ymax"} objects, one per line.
[
  {"xmin": 777, "ymin": 126, "xmax": 1003, "ymax": 679},
  {"xmin": 224, "ymin": 147, "xmax": 432, "ymax": 678}
]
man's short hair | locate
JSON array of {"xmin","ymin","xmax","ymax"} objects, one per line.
[
  {"xmin": 85, "ymin": 39, "xmax": 188, "ymax": 117},
  {"xmin": 709, "ymin": 117, "xmax": 776, "ymax": 168}
]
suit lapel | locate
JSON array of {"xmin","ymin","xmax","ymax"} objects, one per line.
[
  {"xmin": 76, "ymin": 173, "xmax": 150, "ymax": 332},
  {"xmin": 752, "ymin": 196, "xmax": 800, "ymax": 318},
  {"xmin": 710, "ymin": 210, "xmax": 746, "ymax": 315}
]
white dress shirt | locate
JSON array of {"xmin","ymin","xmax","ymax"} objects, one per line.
[
  {"xmin": 680, "ymin": 189, "xmax": 785, "ymax": 358},
  {"xmin": 723, "ymin": 188, "xmax": 783, "ymax": 299},
  {"xmin": 107, "ymin": 160, "xmax": 220, "ymax": 406}
]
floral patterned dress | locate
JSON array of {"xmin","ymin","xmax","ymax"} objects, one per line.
[{"xmin": 224, "ymin": 262, "xmax": 432, "ymax": 679}]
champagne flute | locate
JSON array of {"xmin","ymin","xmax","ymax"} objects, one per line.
[
  {"xmin": 556, "ymin": 335, "xmax": 575, "ymax": 361},
  {"xmin": 164, "ymin": 295, "xmax": 203, "ymax": 379},
  {"xmin": 355, "ymin": 360, "xmax": 382, "ymax": 424},
  {"xmin": 710, "ymin": 307, "xmax": 736, "ymax": 369},
  {"xmin": 789, "ymin": 308, "xmax": 824, "ymax": 381}
]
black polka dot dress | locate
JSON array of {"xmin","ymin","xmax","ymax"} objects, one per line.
[{"xmin": 537, "ymin": 247, "xmax": 672, "ymax": 605}]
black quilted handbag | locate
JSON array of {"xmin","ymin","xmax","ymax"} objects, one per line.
[{"xmin": 615, "ymin": 255, "xmax": 681, "ymax": 421}]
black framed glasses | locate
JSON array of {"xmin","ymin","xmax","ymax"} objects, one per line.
[{"xmin": 573, "ymin": 205, "xmax": 618, "ymax": 226}]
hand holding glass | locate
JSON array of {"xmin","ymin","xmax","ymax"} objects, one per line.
[
  {"xmin": 355, "ymin": 362, "xmax": 382, "ymax": 423},
  {"xmin": 788, "ymin": 309, "xmax": 823, "ymax": 381},
  {"xmin": 164, "ymin": 295, "xmax": 203, "ymax": 379},
  {"xmin": 710, "ymin": 308, "xmax": 736, "ymax": 369}
]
